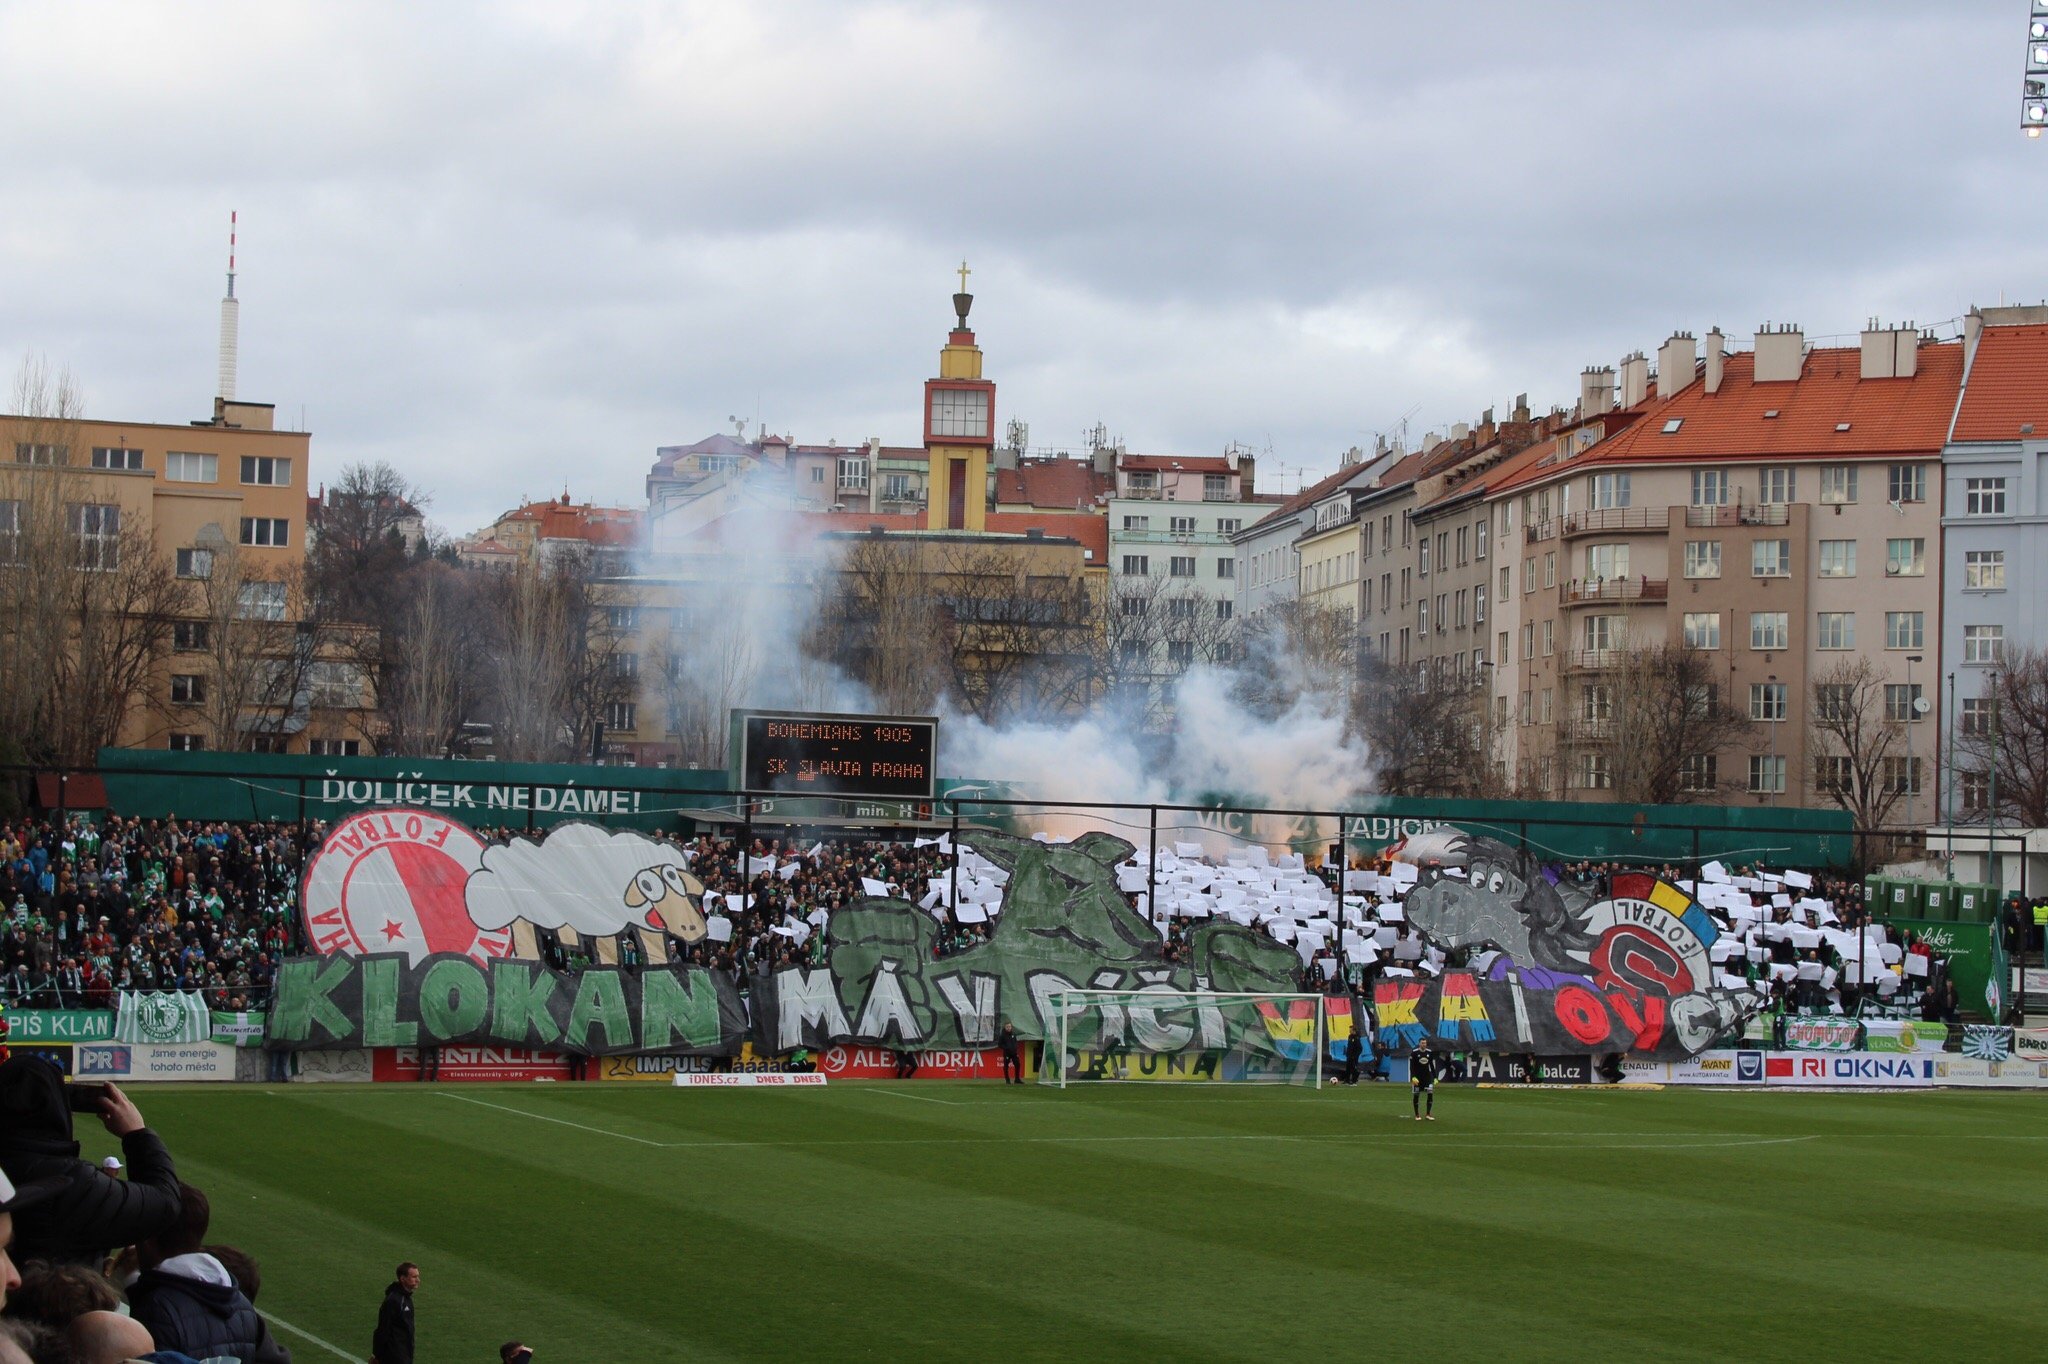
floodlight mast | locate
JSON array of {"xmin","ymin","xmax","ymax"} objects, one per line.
[{"xmin": 2025, "ymin": 2, "xmax": 2048, "ymax": 136}]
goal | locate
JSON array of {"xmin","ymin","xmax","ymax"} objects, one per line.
[{"xmin": 1037, "ymin": 989, "xmax": 1326, "ymax": 1088}]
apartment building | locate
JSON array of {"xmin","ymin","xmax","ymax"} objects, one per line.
[
  {"xmin": 1233, "ymin": 447, "xmax": 1391, "ymax": 622},
  {"xmin": 1486, "ymin": 324, "xmax": 1957, "ymax": 807},
  {"xmin": 1106, "ymin": 453, "xmax": 1254, "ymax": 693},
  {"xmin": 1938, "ymin": 308, "xmax": 2048, "ymax": 823}
]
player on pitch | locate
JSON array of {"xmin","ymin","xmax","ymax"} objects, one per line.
[{"xmin": 1409, "ymin": 1044, "xmax": 1439, "ymax": 1122}]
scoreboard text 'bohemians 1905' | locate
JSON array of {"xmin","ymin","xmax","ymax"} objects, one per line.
[{"xmin": 736, "ymin": 710, "xmax": 937, "ymax": 800}]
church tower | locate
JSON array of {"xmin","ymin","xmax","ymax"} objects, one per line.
[{"xmin": 924, "ymin": 263, "xmax": 996, "ymax": 531}]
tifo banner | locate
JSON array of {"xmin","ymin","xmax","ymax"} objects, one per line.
[
  {"xmin": 209, "ymin": 1012, "xmax": 267, "ymax": 1049},
  {"xmin": 267, "ymin": 954, "xmax": 747, "ymax": 1057},
  {"xmin": 1885, "ymin": 918, "xmax": 2010, "ymax": 1020},
  {"xmin": 1784, "ymin": 1019, "xmax": 1861, "ymax": 1052},
  {"xmin": 114, "ymin": 991, "xmax": 211, "ymax": 1045},
  {"xmin": 5, "ymin": 1012, "xmax": 114, "ymax": 1043},
  {"xmin": 285, "ymin": 814, "xmax": 1752, "ymax": 1061}
]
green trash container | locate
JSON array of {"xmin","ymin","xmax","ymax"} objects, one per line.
[{"xmin": 1918, "ymin": 882, "xmax": 1952, "ymax": 921}]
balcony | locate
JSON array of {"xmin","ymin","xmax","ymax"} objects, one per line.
[
  {"xmin": 1525, "ymin": 520, "xmax": 1556, "ymax": 544},
  {"xmin": 1122, "ymin": 485, "xmax": 1166, "ymax": 500},
  {"xmin": 1562, "ymin": 648, "xmax": 1628, "ymax": 672},
  {"xmin": 1561, "ymin": 577, "xmax": 1669, "ymax": 606},
  {"xmin": 1684, "ymin": 502, "xmax": 1790, "ymax": 528},
  {"xmin": 1558, "ymin": 717, "xmax": 1618, "ymax": 745},
  {"xmin": 1559, "ymin": 507, "xmax": 1670, "ymax": 538}
]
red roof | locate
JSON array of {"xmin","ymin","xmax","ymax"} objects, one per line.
[
  {"xmin": 1953, "ymin": 324, "xmax": 2048, "ymax": 442},
  {"xmin": 1119, "ymin": 454, "xmax": 1234, "ymax": 475},
  {"xmin": 500, "ymin": 496, "xmax": 645, "ymax": 547},
  {"xmin": 994, "ymin": 458, "xmax": 1112, "ymax": 510},
  {"xmin": 984, "ymin": 511, "xmax": 1109, "ymax": 566},
  {"xmin": 1491, "ymin": 343, "xmax": 1964, "ymax": 496}
]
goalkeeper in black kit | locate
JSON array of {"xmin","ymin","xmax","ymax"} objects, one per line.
[{"xmin": 1409, "ymin": 1045, "xmax": 1439, "ymax": 1122}]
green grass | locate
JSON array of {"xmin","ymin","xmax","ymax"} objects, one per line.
[{"xmin": 114, "ymin": 1081, "xmax": 2048, "ymax": 1362}]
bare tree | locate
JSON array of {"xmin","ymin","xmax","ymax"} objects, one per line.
[
  {"xmin": 1954, "ymin": 646, "xmax": 2048, "ymax": 826},
  {"xmin": 1589, "ymin": 644, "xmax": 1754, "ymax": 804},
  {"xmin": 378, "ymin": 562, "xmax": 484, "ymax": 757},
  {"xmin": 479, "ymin": 559, "xmax": 576, "ymax": 761},
  {"xmin": 930, "ymin": 542, "xmax": 1094, "ymax": 724},
  {"xmin": 805, "ymin": 535, "xmax": 949, "ymax": 715},
  {"xmin": 1357, "ymin": 657, "xmax": 1490, "ymax": 798},
  {"xmin": 1808, "ymin": 655, "xmax": 1911, "ymax": 828}
]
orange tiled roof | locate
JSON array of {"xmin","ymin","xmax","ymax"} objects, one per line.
[
  {"xmin": 994, "ymin": 458, "xmax": 1112, "ymax": 509},
  {"xmin": 1953, "ymin": 324, "xmax": 2048, "ymax": 442},
  {"xmin": 984, "ymin": 510, "xmax": 1109, "ymax": 565},
  {"xmin": 1490, "ymin": 343, "xmax": 1963, "ymax": 496}
]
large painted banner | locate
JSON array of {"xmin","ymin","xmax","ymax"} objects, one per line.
[{"xmin": 277, "ymin": 812, "xmax": 1753, "ymax": 1060}]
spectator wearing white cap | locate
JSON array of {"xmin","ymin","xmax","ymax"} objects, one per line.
[{"xmin": 96, "ymin": 1156, "xmax": 121, "ymax": 1179}]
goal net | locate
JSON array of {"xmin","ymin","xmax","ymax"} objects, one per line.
[{"xmin": 1037, "ymin": 990, "xmax": 1326, "ymax": 1088}]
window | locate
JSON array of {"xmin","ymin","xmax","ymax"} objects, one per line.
[
  {"xmin": 606, "ymin": 606, "xmax": 640, "ymax": 630},
  {"xmin": 1122, "ymin": 555, "xmax": 1149, "ymax": 576},
  {"xmin": 175, "ymin": 548, "xmax": 212, "ymax": 580},
  {"xmin": 1884, "ymin": 538, "xmax": 1925, "ymax": 577},
  {"xmin": 1748, "ymin": 755, "xmax": 1787, "ymax": 795},
  {"xmin": 611, "ymin": 652, "xmax": 640, "ymax": 678},
  {"xmin": 604, "ymin": 701, "xmax": 637, "ymax": 732},
  {"xmin": 1169, "ymin": 556, "xmax": 1195, "ymax": 578},
  {"xmin": 1759, "ymin": 467, "xmax": 1795, "ymax": 504},
  {"xmin": 1456, "ymin": 526, "xmax": 1468, "ymax": 564},
  {"xmin": 1591, "ymin": 473, "xmax": 1630, "ymax": 510},
  {"xmin": 91, "ymin": 447, "xmax": 142, "ymax": 471},
  {"xmin": 1581, "ymin": 684, "xmax": 1614, "ymax": 722},
  {"xmin": 1437, "ymin": 533, "xmax": 1448, "ymax": 568},
  {"xmin": 1885, "ymin": 611, "xmax": 1924, "ymax": 649},
  {"xmin": 1419, "ymin": 600, "xmax": 1429, "ymax": 634},
  {"xmin": 1217, "ymin": 557, "xmax": 1235, "ymax": 579},
  {"xmin": 1887, "ymin": 464, "xmax": 1926, "ymax": 503},
  {"xmin": 1586, "ymin": 544, "xmax": 1630, "ymax": 582},
  {"xmin": 1750, "ymin": 683, "xmax": 1788, "ymax": 721},
  {"xmin": 1690, "ymin": 470, "xmax": 1728, "ymax": 506},
  {"xmin": 1453, "ymin": 590, "xmax": 1465, "ymax": 628},
  {"xmin": 1584, "ymin": 615, "xmax": 1622, "ymax": 650},
  {"xmin": 15, "ymin": 443, "xmax": 65, "ymax": 465},
  {"xmin": 1816, "ymin": 612, "xmax": 1855, "ymax": 650},
  {"xmin": 1474, "ymin": 584, "xmax": 1487, "ymax": 623},
  {"xmin": 1203, "ymin": 474, "xmax": 1229, "ymax": 500},
  {"xmin": 882, "ymin": 473, "xmax": 911, "ymax": 501},
  {"xmin": 836, "ymin": 457, "xmax": 867, "ymax": 490},
  {"xmin": 1419, "ymin": 541, "xmax": 1430, "ymax": 577},
  {"xmin": 164, "ymin": 452, "xmax": 217, "ymax": 483},
  {"xmin": 240, "ymin": 456, "xmax": 292, "ymax": 486},
  {"xmin": 0, "ymin": 501, "xmax": 19, "ymax": 565},
  {"xmin": 169, "ymin": 674, "xmax": 205, "ymax": 704},
  {"xmin": 1964, "ymin": 625, "xmax": 2005, "ymax": 665},
  {"xmin": 1166, "ymin": 640, "xmax": 1195, "ymax": 667},
  {"xmin": 1543, "ymin": 552, "xmax": 1555, "ymax": 588},
  {"xmin": 1817, "ymin": 540, "xmax": 1857, "ymax": 577},
  {"xmin": 1683, "ymin": 541, "xmax": 1722, "ymax": 578},
  {"xmin": 1169, "ymin": 515, "xmax": 1196, "ymax": 535},
  {"xmin": 1521, "ymin": 624, "xmax": 1534, "ymax": 659},
  {"xmin": 1962, "ymin": 771, "xmax": 1990, "ymax": 812},
  {"xmin": 929, "ymin": 387, "xmax": 990, "ymax": 438},
  {"xmin": 1882, "ymin": 757, "xmax": 1924, "ymax": 796},
  {"xmin": 1885, "ymin": 684, "xmax": 1925, "ymax": 722},
  {"xmin": 309, "ymin": 664, "xmax": 363, "ymax": 709},
  {"xmin": 1168, "ymin": 597, "xmax": 1197, "ymax": 620},
  {"xmin": 1751, "ymin": 539, "xmax": 1790, "ymax": 577},
  {"xmin": 1814, "ymin": 684, "xmax": 1853, "ymax": 722},
  {"xmin": 1523, "ymin": 557, "xmax": 1535, "ymax": 594},
  {"xmin": 1540, "ymin": 620, "xmax": 1554, "ymax": 656},
  {"xmin": 1215, "ymin": 599, "xmax": 1233, "ymax": 620},
  {"xmin": 1575, "ymin": 753, "xmax": 1613, "ymax": 791},
  {"xmin": 1750, "ymin": 612, "xmax": 1788, "ymax": 650},
  {"xmin": 1966, "ymin": 478, "xmax": 2008, "ymax": 515},
  {"xmin": 1679, "ymin": 755, "xmax": 1717, "ymax": 793},
  {"xmin": 1962, "ymin": 697, "xmax": 1998, "ymax": 737},
  {"xmin": 1682, "ymin": 612, "xmax": 1721, "ymax": 649},
  {"xmin": 1815, "ymin": 755, "xmax": 1853, "ymax": 797},
  {"xmin": 236, "ymin": 582, "xmax": 287, "ymax": 620},
  {"xmin": 1118, "ymin": 639, "xmax": 1146, "ymax": 663},
  {"xmin": 810, "ymin": 466, "xmax": 825, "ymax": 483},
  {"xmin": 1122, "ymin": 515, "xmax": 1149, "ymax": 532},
  {"xmin": 1965, "ymin": 550, "xmax": 2006, "ymax": 590},
  {"xmin": 1475, "ymin": 521, "xmax": 1488, "ymax": 559},
  {"xmin": 68, "ymin": 504, "xmax": 119, "ymax": 571},
  {"xmin": 239, "ymin": 517, "xmax": 289, "ymax": 548},
  {"xmin": 308, "ymin": 739, "xmax": 361, "ymax": 757},
  {"xmin": 173, "ymin": 621, "xmax": 209, "ymax": 651},
  {"xmin": 1216, "ymin": 518, "xmax": 1240, "ymax": 534},
  {"xmin": 1819, "ymin": 466, "xmax": 1858, "ymax": 504},
  {"xmin": 1536, "ymin": 689, "xmax": 1553, "ymax": 724},
  {"xmin": 168, "ymin": 734, "xmax": 206, "ymax": 752},
  {"xmin": 1119, "ymin": 594, "xmax": 1146, "ymax": 618}
]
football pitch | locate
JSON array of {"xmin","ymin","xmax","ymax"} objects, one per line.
[{"xmin": 134, "ymin": 1082, "xmax": 2047, "ymax": 1362}]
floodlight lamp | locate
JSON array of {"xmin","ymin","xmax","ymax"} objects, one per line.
[{"xmin": 2030, "ymin": 101, "xmax": 2048, "ymax": 123}]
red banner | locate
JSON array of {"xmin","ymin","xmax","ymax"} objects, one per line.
[
  {"xmin": 372, "ymin": 1047, "xmax": 576, "ymax": 1082},
  {"xmin": 815, "ymin": 1046, "xmax": 1015, "ymax": 1079}
]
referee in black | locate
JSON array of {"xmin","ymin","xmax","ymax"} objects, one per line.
[{"xmin": 1409, "ymin": 1044, "xmax": 1439, "ymax": 1122}]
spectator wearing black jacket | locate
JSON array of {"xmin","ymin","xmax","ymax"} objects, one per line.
[
  {"xmin": 373, "ymin": 1262, "xmax": 419, "ymax": 1364},
  {"xmin": 126, "ymin": 1183, "xmax": 289, "ymax": 1364},
  {"xmin": 0, "ymin": 1059, "xmax": 180, "ymax": 1267}
]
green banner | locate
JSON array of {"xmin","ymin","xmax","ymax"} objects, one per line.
[
  {"xmin": 210, "ymin": 1011, "xmax": 267, "ymax": 1048},
  {"xmin": 3, "ymin": 1010, "xmax": 114, "ymax": 1042},
  {"xmin": 1886, "ymin": 919, "xmax": 2011, "ymax": 1021},
  {"xmin": 267, "ymin": 954, "xmax": 747, "ymax": 1056},
  {"xmin": 1863, "ymin": 1020, "xmax": 1954, "ymax": 1053}
]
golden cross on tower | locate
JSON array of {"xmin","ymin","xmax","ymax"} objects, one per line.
[{"xmin": 956, "ymin": 259, "xmax": 972, "ymax": 292}]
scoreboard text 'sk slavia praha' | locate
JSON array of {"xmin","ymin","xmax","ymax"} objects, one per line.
[{"xmin": 736, "ymin": 710, "xmax": 938, "ymax": 800}]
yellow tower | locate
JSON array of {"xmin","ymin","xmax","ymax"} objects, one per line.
[{"xmin": 924, "ymin": 262, "xmax": 996, "ymax": 531}]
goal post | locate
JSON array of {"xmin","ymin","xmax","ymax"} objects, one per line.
[{"xmin": 1038, "ymin": 989, "xmax": 1327, "ymax": 1089}]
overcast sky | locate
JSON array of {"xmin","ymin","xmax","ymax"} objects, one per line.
[{"xmin": 2, "ymin": 2, "xmax": 2041, "ymax": 535}]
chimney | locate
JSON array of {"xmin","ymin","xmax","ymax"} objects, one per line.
[
  {"xmin": 1579, "ymin": 366, "xmax": 1616, "ymax": 418},
  {"xmin": 1704, "ymin": 328, "xmax": 1726, "ymax": 394},
  {"xmin": 1512, "ymin": 392, "xmax": 1530, "ymax": 422},
  {"xmin": 1752, "ymin": 323, "xmax": 1805, "ymax": 382},
  {"xmin": 1895, "ymin": 325, "xmax": 1917, "ymax": 378},
  {"xmin": 1451, "ymin": 422, "xmax": 1470, "ymax": 443},
  {"xmin": 1965, "ymin": 307, "xmax": 1985, "ymax": 372},
  {"xmin": 1238, "ymin": 453, "xmax": 1256, "ymax": 498},
  {"xmin": 1657, "ymin": 332, "xmax": 1697, "ymax": 399},
  {"xmin": 1860, "ymin": 319, "xmax": 1895, "ymax": 379},
  {"xmin": 1619, "ymin": 352, "xmax": 1650, "ymax": 408}
]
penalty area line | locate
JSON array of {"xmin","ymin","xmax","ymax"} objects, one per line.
[
  {"xmin": 266, "ymin": 1313, "xmax": 368, "ymax": 1363},
  {"xmin": 436, "ymin": 1091, "xmax": 673, "ymax": 1147}
]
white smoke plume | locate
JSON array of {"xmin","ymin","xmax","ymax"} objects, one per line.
[{"xmin": 466, "ymin": 822, "xmax": 691, "ymax": 933}]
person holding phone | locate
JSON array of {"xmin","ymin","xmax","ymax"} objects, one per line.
[{"xmin": 0, "ymin": 1058, "xmax": 181, "ymax": 1267}]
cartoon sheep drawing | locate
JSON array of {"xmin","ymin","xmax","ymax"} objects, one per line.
[{"xmin": 463, "ymin": 822, "xmax": 709, "ymax": 966}]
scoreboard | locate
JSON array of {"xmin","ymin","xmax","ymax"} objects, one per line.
[{"xmin": 735, "ymin": 710, "xmax": 938, "ymax": 800}]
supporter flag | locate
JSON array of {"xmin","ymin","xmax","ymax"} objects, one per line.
[{"xmin": 114, "ymin": 990, "xmax": 211, "ymax": 1045}]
